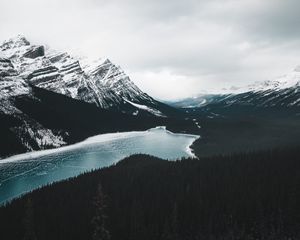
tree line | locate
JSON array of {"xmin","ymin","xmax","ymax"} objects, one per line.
[{"xmin": 0, "ymin": 146, "xmax": 299, "ymax": 240}]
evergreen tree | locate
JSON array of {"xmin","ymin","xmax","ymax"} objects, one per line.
[
  {"xmin": 91, "ymin": 183, "xmax": 111, "ymax": 240},
  {"xmin": 170, "ymin": 202, "xmax": 179, "ymax": 240},
  {"xmin": 162, "ymin": 202, "xmax": 179, "ymax": 240},
  {"xmin": 23, "ymin": 197, "xmax": 37, "ymax": 240}
]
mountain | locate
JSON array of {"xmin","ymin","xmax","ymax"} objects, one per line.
[
  {"xmin": 0, "ymin": 35, "xmax": 186, "ymax": 158},
  {"xmin": 169, "ymin": 67, "xmax": 300, "ymax": 110},
  {"xmin": 166, "ymin": 69, "xmax": 300, "ymax": 157},
  {"xmin": 0, "ymin": 35, "xmax": 172, "ymax": 117},
  {"xmin": 166, "ymin": 94, "xmax": 226, "ymax": 109}
]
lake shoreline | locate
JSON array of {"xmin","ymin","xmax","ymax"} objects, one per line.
[
  {"xmin": 0, "ymin": 126, "xmax": 200, "ymax": 164},
  {"xmin": 0, "ymin": 126, "xmax": 200, "ymax": 204}
]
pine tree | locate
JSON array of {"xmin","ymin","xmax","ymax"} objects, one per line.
[
  {"xmin": 91, "ymin": 183, "xmax": 111, "ymax": 240},
  {"xmin": 23, "ymin": 197, "xmax": 37, "ymax": 240},
  {"xmin": 170, "ymin": 202, "xmax": 179, "ymax": 240},
  {"xmin": 162, "ymin": 202, "xmax": 179, "ymax": 240}
]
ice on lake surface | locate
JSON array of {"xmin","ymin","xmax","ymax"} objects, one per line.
[{"xmin": 0, "ymin": 127, "xmax": 199, "ymax": 204}]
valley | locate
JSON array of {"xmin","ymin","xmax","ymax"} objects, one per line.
[
  {"xmin": 0, "ymin": 36, "xmax": 189, "ymax": 159},
  {"xmin": 2, "ymin": 36, "xmax": 300, "ymax": 160},
  {"xmin": 0, "ymin": 35, "xmax": 300, "ymax": 240}
]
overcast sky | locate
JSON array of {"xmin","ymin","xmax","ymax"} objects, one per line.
[{"xmin": 1, "ymin": 0, "xmax": 300, "ymax": 100}]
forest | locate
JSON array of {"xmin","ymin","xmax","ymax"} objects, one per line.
[{"xmin": 0, "ymin": 146, "xmax": 299, "ymax": 240}]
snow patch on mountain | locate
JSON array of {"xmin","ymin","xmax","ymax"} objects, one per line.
[
  {"xmin": 171, "ymin": 66, "xmax": 300, "ymax": 109},
  {"xmin": 124, "ymin": 99, "xmax": 165, "ymax": 117},
  {"xmin": 0, "ymin": 35, "xmax": 172, "ymax": 157},
  {"xmin": 220, "ymin": 67, "xmax": 300, "ymax": 95},
  {"xmin": 0, "ymin": 35, "xmax": 163, "ymax": 117}
]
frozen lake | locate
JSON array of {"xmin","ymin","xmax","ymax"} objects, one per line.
[{"xmin": 0, "ymin": 127, "xmax": 199, "ymax": 204}]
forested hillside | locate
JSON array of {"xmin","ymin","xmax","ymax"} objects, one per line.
[{"xmin": 1, "ymin": 147, "xmax": 299, "ymax": 240}]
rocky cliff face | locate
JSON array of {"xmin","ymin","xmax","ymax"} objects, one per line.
[
  {"xmin": 0, "ymin": 35, "xmax": 177, "ymax": 158},
  {"xmin": 0, "ymin": 35, "xmax": 164, "ymax": 117}
]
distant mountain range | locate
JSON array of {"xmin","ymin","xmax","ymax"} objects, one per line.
[
  {"xmin": 0, "ymin": 35, "xmax": 179, "ymax": 158},
  {"xmin": 169, "ymin": 68, "xmax": 300, "ymax": 109}
]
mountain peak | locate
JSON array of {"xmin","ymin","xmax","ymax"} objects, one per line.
[
  {"xmin": 1, "ymin": 35, "xmax": 30, "ymax": 50},
  {"xmin": 0, "ymin": 35, "xmax": 165, "ymax": 116},
  {"xmin": 103, "ymin": 58, "xmax": 112, "ymax": 65}
]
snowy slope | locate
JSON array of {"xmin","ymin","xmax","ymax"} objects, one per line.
[
  {"xmin": 0, "ymin": 35, "xmax": 178, "ymax": 158},
  {"xmin": 216, "ymin": 67, "xmax": 300, "ymax": 96},
  {"xmin": 171, "ymin": 67, "xmax": 300, "ymax": 109},
  {"xmin": 0, "ymin": 35, "xmax": 163, "ymax": 116},
  {"xmin": 215, "ymin": 69, "xmax": 300, "ymax": 108},
  {"xmin": 0, "ymin": 38, "xmax": 66, "ymax": 152}
]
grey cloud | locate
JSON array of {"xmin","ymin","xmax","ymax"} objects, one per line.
[{"xmin": 1, "ymin": 0, "xmax": 300, "ymax": 99}]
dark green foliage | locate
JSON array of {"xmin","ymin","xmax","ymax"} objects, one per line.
[
  {"xmin": 91, "ymin": 184, "xmax": 110, "ymax": 240},
  {"xmin": 22, "ymin": 198, "xmax": 37, "ymax": 240},
  {"xmin": 0, "ymin": 147, "xmax": 299, "ymax": 240},
  {"xmin": 0, "ymin": 113, "xmax": 28, "ymax": 156},
  {"xmin": 187, "ymin": 107, "xmax": 300, "ymax": 157}
]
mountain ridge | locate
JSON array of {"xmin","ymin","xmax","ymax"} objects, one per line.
[
  {"xmin": 0, "ymin": 35, "xmax": 168, "ymax": 117},
  {"xmin": 169, "ymin": 67, "xmax": 300, "ymax": 109},
  {"xmin": 0, "ymin": 35, "xmax": 185, "ymax": 158}
]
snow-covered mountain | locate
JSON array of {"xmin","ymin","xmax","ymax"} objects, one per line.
[
  {"xmin": 170, "ymin": 67, "xmax": 300, "ymax": 109},
  {"xmin": 0, "ymin": 35, "xmax": 166, "ymax": 117},
  {"xmin": 0, "ymin": 35, "xmax": 182, "ymax": 158}
]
